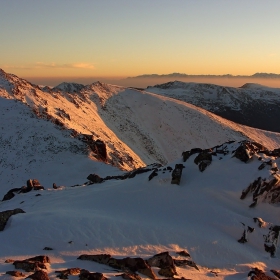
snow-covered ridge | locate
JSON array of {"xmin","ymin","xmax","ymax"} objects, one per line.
[
  {"xmin": 147, "ymin": 81, "xmax": 280, "ymax": 133},
  {"xmin": 1, "ymin": 69, "xmax": 280, "ymax": 170}
]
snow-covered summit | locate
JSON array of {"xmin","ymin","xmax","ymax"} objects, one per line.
[{"xmin": 52, "ymin": 82, "xmax": 85, "ymax": 93}]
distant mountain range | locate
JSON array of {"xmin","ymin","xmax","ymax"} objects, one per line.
[
  {"xmin": 127, "ymin": 72, "xmax": 280, "ymax": 79},
  {"xmin": 147, "ymin": 81, "xmax": 280, "ymax": 133}
]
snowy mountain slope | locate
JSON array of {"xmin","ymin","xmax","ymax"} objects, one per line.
[
  {"xmin": 0, "ymin": 97, "xmax": 121, "ymax": 194},
  {"xmin": 0, "ymin": 141, "xmax": 279, "ymax": 280},
  {"xmin": 97, "ymin": 87, "xmax": 280, "ymax": 164},
  {"xmin": 146, "ymin": 81, "xmax": 280, "ymax": 133},
  {"xmin": 0, "ymin": 70, "xmax": 146, "ymax": 171},
  {"xmin": 1, "ymin": 69, "xmax": 280, "ymax": 170}
]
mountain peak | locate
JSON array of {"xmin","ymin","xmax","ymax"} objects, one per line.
[{"xmin": 52, "ymin": 82, "xmax": 85, "ymax": 93}]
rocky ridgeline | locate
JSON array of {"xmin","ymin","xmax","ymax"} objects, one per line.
[
  {"xmin": 182, "ymin": 140, "xmax": 280, "ymax": 205},
  {"xmin": 3, "ymin": 252, "xmax": 280, "ymax": 279},
  {"xmin": 3, "ymin": 251, "xmax": 198, "ymax": 280}
]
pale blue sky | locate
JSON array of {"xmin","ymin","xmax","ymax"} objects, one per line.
[{"xmin": 0, "ymin": 0, "xmax": 279, "ymax": 80}]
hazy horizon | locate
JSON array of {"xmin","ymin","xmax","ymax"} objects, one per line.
[
  {"xmin": 1, "ymin": 1, "xmax": 280, "ymax": 80},
  {"xmin": 22, "ymin": 74, "xmax": 280, "ymax": 89}
]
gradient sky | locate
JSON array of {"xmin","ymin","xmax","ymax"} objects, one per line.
[{"xmin": 0, "ymin": 0, "xmax": 280, "ymax": 81}]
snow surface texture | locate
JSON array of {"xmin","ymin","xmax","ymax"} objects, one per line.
[
  {"xmin": 0, "ymin": 69, "xmax": 280, "ymax": 279},
  {"xmin": 1, "ymin": 142, "xmax": 280, "ymax": 279},
  {"xmin": 147, "ymin": 81, "xmax": 280, "ymax": 133}
]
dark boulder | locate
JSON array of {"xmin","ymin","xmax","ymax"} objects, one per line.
[
  {"xmin": 13, "ymin": 255, "xmax": 50, "ymax": 272},
  {"xmin": 0, "ymin": 208, "xmax": 25, "ymax": 231},
  {"xmin": 171, "ymin": 164, "xmax": 184, "ymax": 185},
  {"xmin": 87, "ymin": 174, "xmax": 103, "ymax": 184},
  {"xmin": 194, "ymin": 152, "xmax": 212, "ymax": 172},
  {"xmin": 147, "ymin": 252, "xmax": 177, "ymax": 277},
  {"xmin": 2, "ymin": 188, "xmax": 21, "ymax": 201},
  {"xmin": 194, "ymin": 152, "xmax": 212, "ymax": 165},
  {"xmin": 148, "ymin": 170, "xmax": 158, "ymax": 181},
  {"xmin": 55, "ymin": 268, "xmax": 81, "ymax": 279},
  {"xmin": 13, "ymin": 260, "xmax": 47, "ymax": 272}
]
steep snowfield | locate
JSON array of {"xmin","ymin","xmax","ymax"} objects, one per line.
[{"xmin": 0, "ymin": 98, "xmax": 120, "ymax": 193}]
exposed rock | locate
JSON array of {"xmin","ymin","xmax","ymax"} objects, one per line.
[
  {"xmin": 78, "ymin": 255, "xmax": 156, "ymax": 279},
  {"xmin": 0, "ymin": 208, "xmax": 25, "ymax": 231},
  {"xmin": 43, "ymin": 247, "xmax": 53, "ymax": 251},
  {"xmin": 116, "ymin": 273, "xmax": 142, "ymax": 280},
  {"xmin": 2, "ymin": 188, "xmax": 21, "ymax": 201},
  {"xmin": 6, "ymin": 270, "xmax": 25, "ymax": 277},
  {"xmin": 233, "ymin": 141, "xmax": 267, "ymax": 163},
  {"xmin": 13, "ymin": 260, "xmax": 47, "ymax": 272},
  {"xmin": 26, "ymin": 270, "xmax": 50, "ymax": 280},
  {"xmin": 80, "ymin": 134, "xmax": 107, "ymax": 161},
  {"xmin": 79, "ymin": 270, "xmax": 108, "ymax": 280},
  {"xmin": 194, "ymin": 152, "xmax": 212, "ymax": 172},
  {"xmin": 171, "ymin": 164, "xmax": 184, "ymax": 185},
  {"xmin": 26, "ymin": 256, "xmax": 50, "ymax": 263},
  {"xmin": 271, "ymin": 270, "xmax": 280, "ymax": 279},
  {"xmin": 55, "ymin": 268, "xmax": 81, "ymax": 279},
  {"xmin": 173, "ymin": 259, "xmax": 199, "ymax": 270},
  {"xmin": 176, "ymin": 250, "xmax": 190, "ymax": 257},
  {"xmin": 241, "ymin": 175, "xmax": 280, "ymax": 206},
  {"xmin": 182, "ymin": 148, "xmax": 202, "ymax": 162},
  {"xmin": 258, "ymin": 160, "xmax": 272, "ymax": 170},
  {"xmin": 87, "ymin": 174, "xmax": 103, "ymax": 184},
  {"xmin": 253, "ymin": 217, "xmax": 267, "ymax": 228},
  {"xmin": 263, "ymin": 225, "xmax": 280, "ymax": 257},
  {"xmin": 248, "ymin": 268, "xmax": 276, "ymax": 279},
  {"xmin": 13, "ymin": 256, "xmax": 50, "ymax": 272},
  {"xmin": 78, "ymin": 254, "xmax": 111, "ymax": 264},
  {"xmin": 5, "ymin": 259, "xmax": 15, "ymax": 263},
  {"xmin": 238, "ymin": 223, "xmax": 254, "ymax": 244},
  {"xmin": 148, "ymin": 170, "xmax": 158, "ymax": 181}
]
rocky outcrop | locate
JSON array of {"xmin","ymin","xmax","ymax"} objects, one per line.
[
  {"xmin": 233, "ymin": 141, "xmax": 268, "ymax": 163},
  {"xmin": 271, "ymin": 270, "xmax": 280, "ymax": 279},
  {"xmin": 79, "ymin": 270, "xmax": 108, "ymax": 280},
  {"xmin": 0, "ymin": 208, "xmax": 25, "ymax": 231},
  {"xmin": 241, "ymin": 175, "xmax": 280, "ymax": 207},
  {"xmin": 78, "ymin": 254, "xmax": 157, "ymax": 279},
  {"xmin": 79, "ymin": 134, "xmax": 107, "ymax": 161},
  {"xmin": 2, "ymin": 179, "xmax": 44, "ymax": 201},
  {"xmin": 171, "ymin": 164, "xmax": 184, "ymax": 185},
  {"xmin": 26, "ymin": 270, "xmax": 50, "ymax": 280},
  {"xmin": 248, "ymin": 268, "xmax": 276, "ymax": 279},
  {"xmin": 147, "ymin": 252, "xmax": 177, "ymax": 277},
  {"xmin": 85, "ymin": 163, "xmax": 162, "ymax": 185},
  {"xmin": 194, "ymin": 152, "xmax": 212, "ymax": 172},
  {"xmin": 264, "ymin": 225, "xmax": 280, "ymax": 257},
  {"xmin": 55, "ymin": 268, "xmax": 81, "ymax": 279},
  {"xmin": 13, "ymin": 255, "xmax": 50, "ymax": 272}
]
